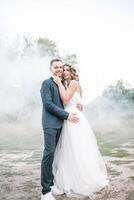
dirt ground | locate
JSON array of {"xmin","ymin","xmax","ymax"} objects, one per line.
[
  {"xmin": 0, "ymin": 122, "xmax": 134, "ymax": 200},
  {"xmin": 0, "ymin": 148, "xmax": 133, "ymax": 200}
]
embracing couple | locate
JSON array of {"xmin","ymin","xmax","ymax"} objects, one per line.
[{"xmin": 40, "ymin": 59, "xmax": 108, "ymax": 200}]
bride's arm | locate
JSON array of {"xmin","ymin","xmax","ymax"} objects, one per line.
[{"xmin": 55, "ymin": 78, "xmax": 78, "ymax": 104}]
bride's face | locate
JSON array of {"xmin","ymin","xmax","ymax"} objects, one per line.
[{"xmin": 63, "ymin": 66, "xmax": 71, "ymax": 80}]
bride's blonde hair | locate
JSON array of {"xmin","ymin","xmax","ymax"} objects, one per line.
[
  {"xmin": 63, "ymin": 64, "xmax": 82, "ymax": 95},
  {"xmin": 63, "ymin": 63, "xmax": 79, "ymax": 81}
]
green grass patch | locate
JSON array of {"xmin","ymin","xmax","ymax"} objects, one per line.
[
  {"xmin": 110, "ymin": 149, "xmax": 131, "ymax": 157},
  {"xmin": 110, "ymin": 160, "xmax": 134, "ymax": 165},
  {"xmin": 128, "ymin": 176, "xmax": 134, "ymax": 181},
  {"xmin": 107, "ymin": 166, "xmax": 122, "ymax": 176}
]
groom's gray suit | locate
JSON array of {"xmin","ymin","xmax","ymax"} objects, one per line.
[{"xmin": 40, "ymin": 77, "xmax": 69, "ymax": 195}]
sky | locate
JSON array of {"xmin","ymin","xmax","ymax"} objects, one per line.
[{"xmin": 0, "ymin": 0, "xmax": 134, "ymax": 103}]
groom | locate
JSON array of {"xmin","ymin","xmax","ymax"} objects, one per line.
[{"xmin": 40, "ymin": 58, "xmax": 79, "ymax": 200}]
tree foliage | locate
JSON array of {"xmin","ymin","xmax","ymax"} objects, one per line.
[
  {"xmin": 103, "ymin": 79, "xmax": 134, "ymax": 103},
  {"xmin": 1, "ymin": 35, "xmax": 78, "ymax": 64},
  {"xmin": 37, "ymin": 37, "xmax": 58, "ymax": 57},
  {"xmin": 64, "ymin": 53, "xmax": 77, "ymax": 66}
]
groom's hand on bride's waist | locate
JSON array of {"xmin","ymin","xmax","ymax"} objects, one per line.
[{"xmin": 68, "ymin": 113, "xmax": 79, "ymax": 123}]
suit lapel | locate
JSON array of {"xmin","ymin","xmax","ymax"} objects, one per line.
[{"xmin": 50, "ymin": 77, "xmax": 59, "ymax": 92}]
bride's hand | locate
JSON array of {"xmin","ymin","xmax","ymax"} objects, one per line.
[{"xmin": 54, "ymin": 76, "xmax": 62, "ymax": 85}]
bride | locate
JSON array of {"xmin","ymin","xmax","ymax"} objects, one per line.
[{"xmin": 52, "ymin": 64, "xmax": 109, "ymax": 198}]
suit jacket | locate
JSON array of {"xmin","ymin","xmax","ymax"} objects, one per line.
[{"xmin": 40, "ymin": 77, "xmax": 69, "ymax": 129}]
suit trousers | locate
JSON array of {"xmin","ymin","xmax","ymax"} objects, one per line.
[{"xmin": 41, "ymin": 128, "xmax": 62, "ymax": 194}]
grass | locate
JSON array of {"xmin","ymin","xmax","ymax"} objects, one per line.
[
  {"xmin": 128, "ymin": 176, "xmax": 134, "ymax": 181},
  {"xmin": 98, "ymin": 145, "xmax": 131, "ymax": 158},
  {"xmin": 126, "ymin": 191, "xmax": 134, "ymax": 200},
  {"xmin": 110, "ymin": 149, "xmax": 131, "ymax": 158},
  {"xmin": 110, "ymin": 160, "xmax": 134, "ymax": 165},
  {"xmin": 1, "ymin": 171, "xmax": 27, "ymax": 177},
  {"xmin": 107, "ymin": 166, "xmax": 122, "ymax": 176},
  {"xmin": 128, "ymin": 165, "xmax": 134, "ymax": 169}
]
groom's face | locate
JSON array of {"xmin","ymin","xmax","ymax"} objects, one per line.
[{"xmin": 50, "ymin": 61, "xmax": 63, "ymax": 78}]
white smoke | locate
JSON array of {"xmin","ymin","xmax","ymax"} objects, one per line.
[{"xmin": 0, "ymin": 40, "xmax": 52, "ymax": 142}]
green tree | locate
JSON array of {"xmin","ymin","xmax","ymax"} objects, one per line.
[
  {"xmin": 103, "ymin": 79, "xmax": 133, "ymax": 101},
  {"xmin": 37, "ymin": 37, "xmax": 58, "ymax": 57},
  {"xmin": 64, "ymin": 53, "xmax": 77, "ymax": 66}
]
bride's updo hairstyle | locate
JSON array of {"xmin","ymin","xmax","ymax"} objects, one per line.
[{"xmin": 63, "ymin": 63, "xmax": 79, "ymax": 81}]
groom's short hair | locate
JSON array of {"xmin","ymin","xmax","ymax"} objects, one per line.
[{"xmin": 50, "ymin": 58, "xmax": 62, "ymax": 66}]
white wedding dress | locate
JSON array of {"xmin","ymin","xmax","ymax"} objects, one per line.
[{"xmin": 53, "ymin": 92, "xmax": 108, "ymax": 198}]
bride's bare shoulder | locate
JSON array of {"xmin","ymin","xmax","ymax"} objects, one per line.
[
  {"xmin": 69, "ymin": 80, "xmax": 82, "ymax": 95},
  {"xmin": 68, "ymin": 80, "xmax": 79, "ymax": 91},
  {"xmin": 69, "ymin": 80, "xmax": 79, "ymax": 87}
]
